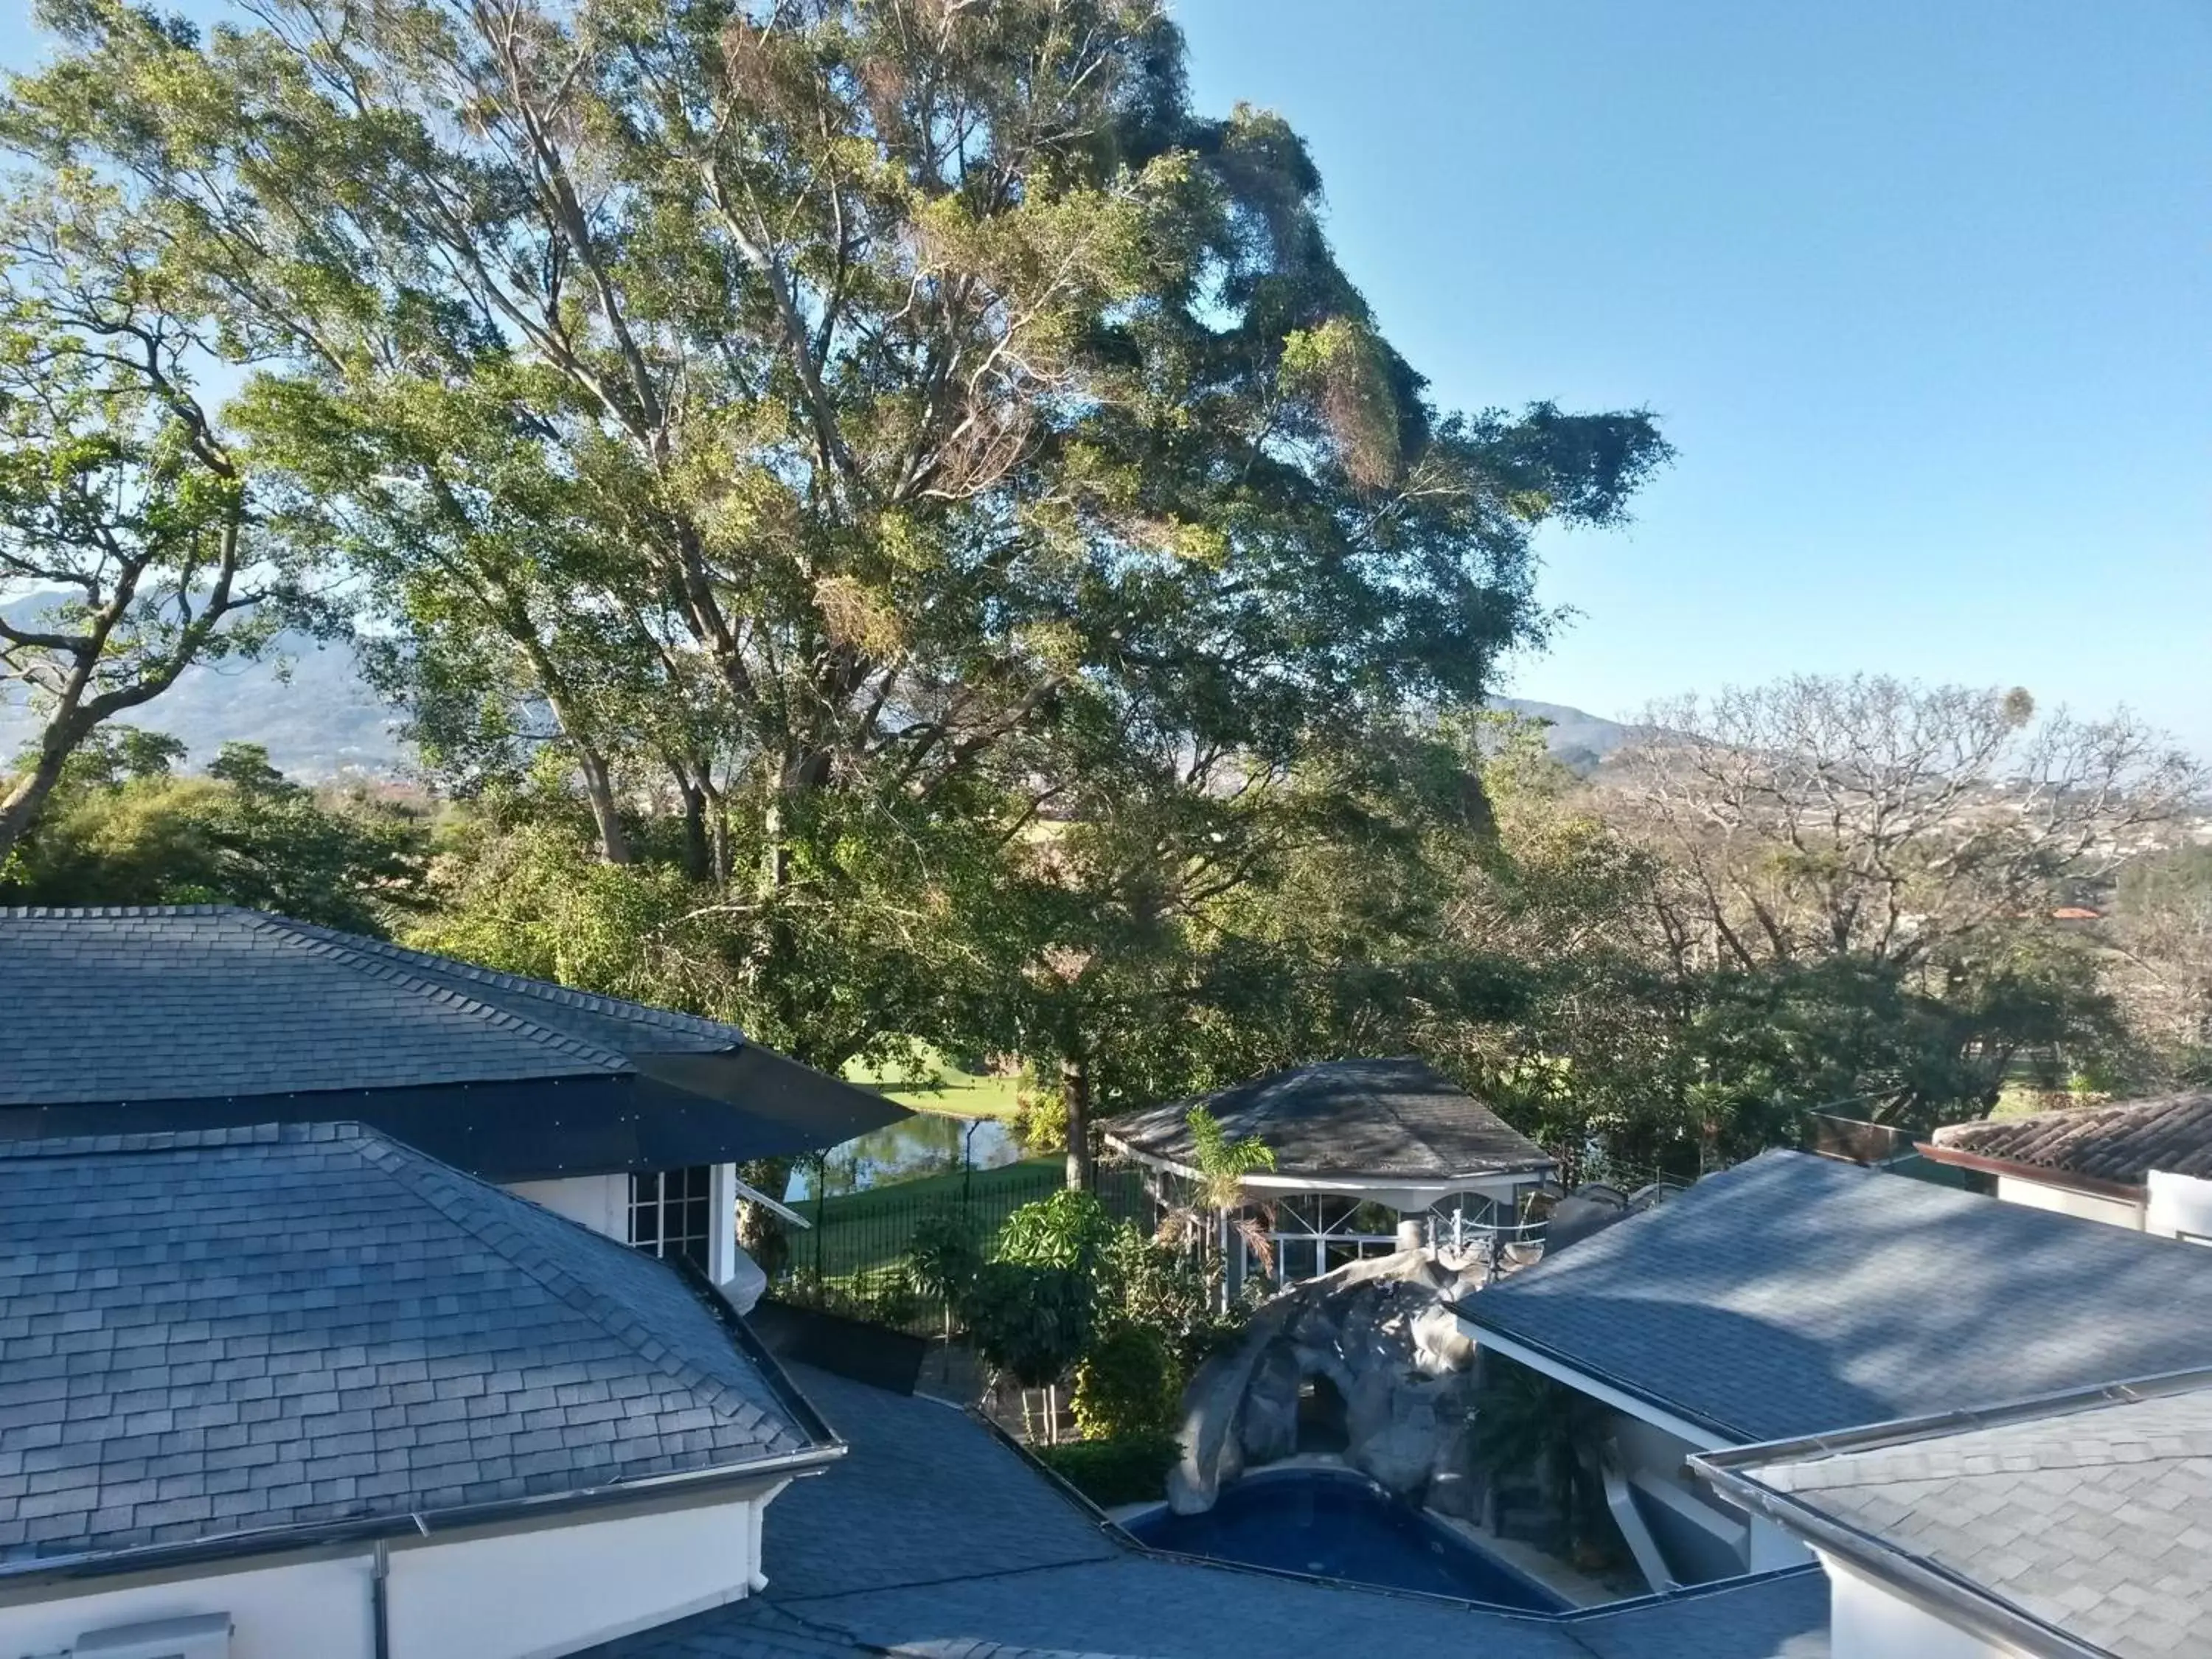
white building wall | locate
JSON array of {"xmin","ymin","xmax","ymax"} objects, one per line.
[
  {"xmin": 0, "ymin": 1494, "xmax": 766, "ymax": 1659},
  {"xmin": 2146, "ymin": 1169, "xmax": 2212, "ymax": 1242},
  {"xmin": 0, "ymin": 1554, "xmax": 372, "ymax": 1659},
  {"xmin": 1824, "ymin": 1557, "xmax": 2020, "ymax": 1659},
  {"xmin": 506, "ymin": 1173, "xmax": 630, "ymax": 1241},
  {"xmin": 387, "ymin": 1494, "xmax": 764, "ymax": 1658},
  {"xmin": 1991, "ymin": 1175, "xmax": 2143, "ymax": 1231}
]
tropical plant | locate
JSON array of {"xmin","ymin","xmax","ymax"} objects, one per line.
[
  {"xmin": 1469, "ymin": 1355, "xmax": 1615, "ymax": 1561},
  {"xmin": 1155, "ymin": 1105, "xmax": 1279, "ymax": 1279}
]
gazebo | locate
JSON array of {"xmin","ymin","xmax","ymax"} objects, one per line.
[{"xmin": 1103, "ymin": 1057, "xmax": 1556, "ymax": 1290}]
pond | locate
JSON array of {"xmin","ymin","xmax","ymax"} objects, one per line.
[
  {"xmin": 784, "ymin": 1110, "xmax": 1025, "ymax": 1201},
  {"xmin": 1124, "ymin": 1469, "xmax": 1567, "ymax": 1611}
]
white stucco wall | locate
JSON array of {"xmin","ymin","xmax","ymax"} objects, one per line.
[
  {"xmin": 2146, "ymin": 1169, "xmax": 2212, "ymax": 1242},
  {"xmin": 0, "ymin": 1493, "xmax": 768, "ymax": 1659},
  {"xmin": 1992, "ymin": 1174, "xmax": 2143, "ymax": 1231},
  {"xmin": 506, "ymin": 1166, "xmax": 742, "ymax": 1281},
  {"xmin": 0, "ymin": 1554, "xmax": 372, "ymax": 1659},
  {"xmin": 387, "ymin": 1492, "xmax": 765, "ymax": 1658},
  {"xmin": 506, "ymin": 1173, "xmax": 630, "ymax": 1241},
  {"xmin": 1824, "ymin": 1557, "xmax": 2018, "ymax": 1659}
]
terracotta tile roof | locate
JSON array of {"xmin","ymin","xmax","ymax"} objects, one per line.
[{"xmin": 1928, "ymin": 1091, "xmax": 2212, "ymax": 1190}]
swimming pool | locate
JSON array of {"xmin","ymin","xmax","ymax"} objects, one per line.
[{"xmin": 1123, "ymin": 1468, "xmax": 1568, "ymax": 1611}]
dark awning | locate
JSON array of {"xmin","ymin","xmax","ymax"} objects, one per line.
[{"xmin": 0, "ymin": 1046, "xmax": 908, "ymax": 1183}]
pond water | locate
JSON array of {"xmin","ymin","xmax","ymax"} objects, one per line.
[
  {"xmin": 784, "ymin": 1110, "xmax": 1025, "ymax": 1201},
  {"xmin": 1124, "ymin": 1469, "xmax": 1568, "ymax": 1610}
]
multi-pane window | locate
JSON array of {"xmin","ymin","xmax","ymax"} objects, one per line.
[
  {"xmin": 1240, "ymin": 1194, "xmax": 1403, "ymax": 1284},
  {"xmin": 1236, "ymin": 1190, "xmax": 1509, "ymax": 1284},
  {"xmin": 629, "ymin": 1166, "xmax": 713, "ymax": 1272}
]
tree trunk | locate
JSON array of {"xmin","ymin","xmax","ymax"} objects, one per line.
[
  {"xmin": 679, "ymin": 776, "xmax": 712, "ymax": 881},
  {"xmin": 0, "ymin": 721, "xmax": 81, "ymax": 870},
  {"xmin": 1061, "ymin": 1051, "xmax": 1093, "ymax": 1191},
  {"xmin": 575, "ymin": 745, "xmax": 633, "ymax": 865}
]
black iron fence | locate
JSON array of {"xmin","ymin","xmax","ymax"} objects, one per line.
[{"xmin": 771, "ymin": 1161, "xmax": 1158, "ymax": 1337}]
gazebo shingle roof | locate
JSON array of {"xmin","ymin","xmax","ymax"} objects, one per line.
[{"xmin": 1103, "ymin": 1058, "xmax": 1553, "ymax": 1182}]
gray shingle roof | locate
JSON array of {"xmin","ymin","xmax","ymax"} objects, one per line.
[
  {"xmin": 0, "ymin": 1123, "xmax": 828, "ymax": 1569},
  {"xmin": 1703, "ymin": 1374, "xmax": 2212, "ymax": 1658},
  {"xmin": 1105, "ymin": 1057, "xmax": 1554, "ymax": 1181},
  {"xmin": 586, "ymin": 1366, "xmax": 1828, "ymax": 1659},
  {"xmin": 0, "ymin": 905, "xmax": 747, "ymax": 1109},
  {"xmin": 1928, "ymin": 1091, "xmax": 2212, "ymax": 1191},
  {"xmin": 1464, "ymin": 1150, "xmax": 2212, "ymax": 1443}
]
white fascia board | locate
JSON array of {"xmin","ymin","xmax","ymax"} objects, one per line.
[
  {"xmin": 1462, "ymin": 1323, "xmax": 1736, "ymax": 1453},
  {"xmin": 1106, "ymin": 1145, "xmax": 1546, "ymax": 1203}
]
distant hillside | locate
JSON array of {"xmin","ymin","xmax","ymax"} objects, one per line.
[
  {"xmin": 1486, "ymin": 696, "xmax": 1635, "ymax": 773},
  {"xmin": 2, "ymin": 594, "xmax": 1627, "ymax": 783},
  {"xmin": 0, "ymin": 599, "xmax": 406, "ymax": 781}
]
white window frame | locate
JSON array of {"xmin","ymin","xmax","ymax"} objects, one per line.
[{"xmin": 628, "ymin": 1166, "xmax": 714, "ymax": 1271}]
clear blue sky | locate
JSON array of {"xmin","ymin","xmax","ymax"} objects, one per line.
[
  {"xmin": 4, "ymin": 3, "xmax": 2206, "ymax": 749},
  {"xmin": 1174, "ymin": 0, "xmax": 2212, "ymax": 751}
]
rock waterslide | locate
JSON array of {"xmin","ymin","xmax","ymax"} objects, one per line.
[{"xmin": 1167, "ymin": 1249, "xmax": 1493, "ymax": 1516}]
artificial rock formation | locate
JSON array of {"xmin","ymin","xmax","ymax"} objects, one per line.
[{"xmin": 1166, "ymin": 1248, "xmax": 1492, "ymax": 1515}]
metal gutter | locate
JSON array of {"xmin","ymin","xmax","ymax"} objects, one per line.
[
  {"xmin": 1691, "ymin": 1364, "xmax": 2212, "ymax": 1478},
  {"xmin": 1694, "ymin": 1460, "xmax": 2112, "ymax": 1659},
  {"xmin": 1912, "ymin": 1141, "xmax": 2146, "ymax": 1203}
]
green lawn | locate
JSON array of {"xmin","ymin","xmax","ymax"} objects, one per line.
[
  {"xmin": 785, "ymin": 1156, "xmax": 1150, "ymax": 1290},
  {"xmin": 842, "ymin": 1043, "xmax": 1025, "ymax": 1120}
]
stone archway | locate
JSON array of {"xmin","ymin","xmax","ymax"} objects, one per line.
[{"xmin": 1295, "ymin": 1372, "xmax": 1350, "ymax": 1454}]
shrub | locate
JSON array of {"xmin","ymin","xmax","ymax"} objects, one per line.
[
  {"xmin": 964, "ymin": 1259, "xmax": 1094, "ymax": 1386},
  {"xmin": 1071, "ymin": 1325, "xmax": 1183, "ymax": 1440},
  {"xmin": 1034, "ymin": 1433, "xmax": 1180, "ymax": 1508},
  {"xmin": 905, "ymin": 1208, "xmax": 984, "ymax": 1308}
]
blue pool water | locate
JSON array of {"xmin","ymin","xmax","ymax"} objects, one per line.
[{"xmin": 1124, "ymin": 1469, "xmax": 1568, "ymax": 1610}]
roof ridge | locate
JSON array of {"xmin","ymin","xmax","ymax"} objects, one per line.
[
  {"xmin": 1938, "ymin": 1090, "xmax": 2212, "ymax": 1139},
  {"xmin": 239, "ymin": 914, "xmax": 635, "ymax": 1076},
  {"xmin": 265, "ymin": 916, "xmax": 748, "ymax": 1047},
  {"xmin": 0, "ymin": 1121, "xmax": 316, "ymax": 1159},
  {"xmin": 348, "ymin": 1132, "xmax": 777, "ymax": 1432}
]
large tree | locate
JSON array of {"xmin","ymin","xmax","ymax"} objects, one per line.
[
  {"xmin": 6, "ymin": 0, "xmax": 1666, "ymax": 1092},
  {"xmin": 0, "ymin": 178, "xmax": 319, "ymax": 863},
  {"xmin": 1605, "ymin": 676, "xmax": 2199, "ymax": 1127}
]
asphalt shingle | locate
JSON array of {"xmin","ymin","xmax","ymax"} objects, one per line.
[
  {"xmin": 1465, "ymin": 1151, "xmax": 2212, "ymax": 1442},
  {"xmin": 1713, "ymin": 1377, "xmax": 2212, "ymax": 1658},
  {"xmin": 0, "ymin": 905, "xmax": 746, "ymax": 1110},
  {"xmin": 1105, "ymin": 1057, "xmax": 1554, "ymax": 1180},
  {"xmin": 0, "ymin": 1123, "xmax": 824, "ymax": 1566},
  {"xmin": 586, "ymin": 1365, "xmax": 1826, "ymax": 1659}
]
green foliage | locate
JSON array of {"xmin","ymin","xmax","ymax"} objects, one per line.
[
  {"xmin": 1094, "ymin": 1224, "xmax": 1238, "ymax": 1371},
  {"xmin": 1, "ymin": 738, "xmax": 428, "ymax": 933},
  {"xmin": 1070, "ymin": 1325, "xmax": 1183, "ymax": 1441},
  {"xmin": 903, "ymin": 1210, "xmax": 987, "ymax": 1312},
  {"xmin": 1470, "ymin": 1355, "xmax": 1615, "ymax": 1560},
  {"xmin": 995, "ymin": 1190, "xmax": 1116, "ymax": 1271},
  {"xmin": 963, "ymin": 1261, "xmax": 1096, "ymax": 1388},
  {"xmin": 1, "ymin": 0, "xmax": 1666, "ymax": 1112},
  {"xmin": 1186, "ymin": 1106, "xmax": 1276, "ymax": 1211},
  {"xmin": 1033, "ymin": 1433, "xmax": 1181, "ymax": 1509}
]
